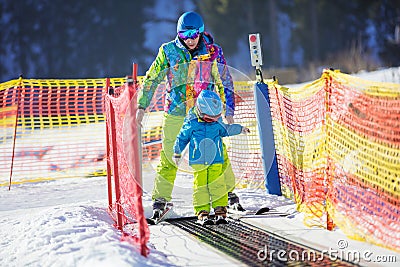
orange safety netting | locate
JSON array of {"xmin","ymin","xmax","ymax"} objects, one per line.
[
  {"xmin": 105, "ymin": 78, "xmax": 149, "ymax": 256},
  {"xmin": 0, "ymin": 77, "xmax": 264, "ymax": 188},
  {"xmin": 136, "ymin": 80, "xmax": 265, "ymax": 189},
  {"xmin": 0, "ymin": 77, "xmax": 125, "ymax": 186},
  {"xmin": 230, "ymin": 81, "xmax": 265, "ymax": 188},
  {"xmin": 269, "ymin": 69, "xmax": 400, "ymax": 252}
]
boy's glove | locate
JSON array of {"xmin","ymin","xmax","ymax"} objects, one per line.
[
  {"xmin": 241, "ymin": 127, "xmax": 250, "ymax": 134},
  {"xmin": 172, "ymin": 154, "xmax": 181, "ymax": 165}
]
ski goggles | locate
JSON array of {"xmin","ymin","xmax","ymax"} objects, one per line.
[
  {"xmin": 201, "ymin": 113, "xmax": 221, "ymax": 122},
  {"xmin": 178, "ymin": 29, "xmax": 201, "ymax": 40},
  {"xmin": 196, "ymin": 107, "xmax": 221, "ymax": 122}
]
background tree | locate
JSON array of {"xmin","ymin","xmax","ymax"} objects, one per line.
[
  {"xmin": 1, "ymin": 0, "xmax": 398, "ymax": 83},
  {"xmin": 368, "ymin": 0, "xmax": 400, "ymax": 67},
  {"xmin": 197, "ymin": 0, "xmax": 283, "ymax": 71},
  {"xmin": 196, "ymin": 0, "xmax": 245, "ymax": 57},
  {"xmin": 0, "ymin": 0, "xmax": 154, "ymax": 81}
]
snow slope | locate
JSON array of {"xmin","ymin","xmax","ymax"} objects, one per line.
[
  {"xmin": 2, "ymin": 173, "xmax": 399, "ymax": 267},
  {"xmin": 1, "ymin": 67, "xmax": 399, "ymax": 267}
]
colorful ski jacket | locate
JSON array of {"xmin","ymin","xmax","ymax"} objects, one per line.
[
  {"xmin": 137, "ymin": 32, "xmax": 235, "ymax": 117},
  {"xmin": 173, "ymin": 108, "xmax": 243, "ymax": 165}
]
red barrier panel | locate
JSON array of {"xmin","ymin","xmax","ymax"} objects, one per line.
[{"xmin": 105, "ymin": 64, "xmax": 149, "ymax": 256}]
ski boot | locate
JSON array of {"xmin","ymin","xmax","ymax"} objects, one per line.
[
  {"xmin": 197, "ymin": 210, "xmax": 214, "ymax": 226},
  {"xmin": 147, "ymin": 198, "xmax": 170, "ymax": 225},
  {"xmin": 214, "ymin": 206, "xmax": 228, "ymax": 224},
  {"xmin": 227, "ymin": 192, "xmax": 246, "ymax": 213}
]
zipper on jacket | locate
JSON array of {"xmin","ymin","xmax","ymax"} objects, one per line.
[
  {"xmin": 192, "ymin": 143, "xmax": 197, "ymax": 159},
  {"xmin": 217, "ymin": 139, "xmax": 222, "ymax": 157},
  {"xmin": 199, "ymin": 61, "xmax": 203, "ymax": 83}
]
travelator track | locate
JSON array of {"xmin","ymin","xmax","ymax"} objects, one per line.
[{"xmin": 166, "ymin": 217, "xmax": 357, "ymax": 266}]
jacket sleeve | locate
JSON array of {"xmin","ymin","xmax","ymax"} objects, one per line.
[
  {"xmin": 173, "ymin": 119, "xmax": 193, "ymax": 155},
  {"xmin": 218, "ymin": 121, "xmax": 243, "ymax": 137},
  {"xmin": 213, "ymin": 46, "xmax": 235, "ymax": 117},
  {"xmin": 137, "ymin": 46, "xmax": 169, "ymax": 110}
]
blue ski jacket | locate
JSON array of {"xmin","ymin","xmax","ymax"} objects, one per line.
[{"xmin": 173, "ymin": 108, "xmax": 243, "ymax": 165}]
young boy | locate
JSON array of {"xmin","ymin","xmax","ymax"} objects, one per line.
[{"xmin": 172, "ymin": 90, "xmax": 250, "ymax": 224}]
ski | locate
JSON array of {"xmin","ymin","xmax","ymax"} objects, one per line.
[
  {"xmin": 195, "ymin": 215, "xmax": 229, "ymax": 225},
  {"xmin": 227, "ymin": 206, "xmax": 269, "ymax": 216},
  {"xmin": 214, "ymin": 215, "xmax": 228, "ymax": 225},
  {"xmin": 227, "ymin": 202, "xmax": 246, "ymax": 214},
  {"xmin": 146, "ymin": 203, "xmax": 173, "ymax": 225},
  {"xmin": 196, "ymin": 217, "xmax": 215, "ymax": 226},
  {"xmin": 228, "ymin": 206, "xmax": 297, "ymax": 220}
]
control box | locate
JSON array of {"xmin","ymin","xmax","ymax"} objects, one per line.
[{"xmin": 248, "ymin": 33, "xmax": 263, "ymax": 68}]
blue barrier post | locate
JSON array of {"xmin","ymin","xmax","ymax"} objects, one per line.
[
  {"xmin": 248, "ymin": 33, "xmax": 281, "ymax": 195},
  {"xmin": 253, "ymin": 81, "xmax": 281, "ymax": 195}
]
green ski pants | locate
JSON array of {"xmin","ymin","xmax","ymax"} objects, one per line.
[{"xmin": 192, "ymin": 163, "xmax": 228, "ymax": 214}]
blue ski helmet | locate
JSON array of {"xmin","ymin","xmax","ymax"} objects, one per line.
[
  {"xmin": 195, "ymin": 90, "xmax": 222, "ymax": 122},
  {"xmin": 177, "ymin": 11, "xmax": 204, "ymax": 34}
]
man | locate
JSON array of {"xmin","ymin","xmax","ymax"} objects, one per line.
[{"xmin": 136, "ymin": 11, "xmax": 244, "ymax": 220}]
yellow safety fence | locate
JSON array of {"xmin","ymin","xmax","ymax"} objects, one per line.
[
  {"xmin": 269, "ymin": 69, "xmax": 400, "ymax": 252},
  {"xmin": 0, "ymin": 77, "xmax": 264, "ymax": 189}
]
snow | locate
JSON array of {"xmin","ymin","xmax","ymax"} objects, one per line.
[{"xmin": 1, "ymin": 68, "xmax": 400, "ymax": 267}]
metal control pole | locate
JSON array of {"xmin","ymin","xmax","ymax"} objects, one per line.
[
  {"xmin": 249, "ymin": 33, "xmax": 281, "ymax": 195},
  {"xmin": 248, "ymin": 33, "xmax": 263, "ymax": 82}
]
